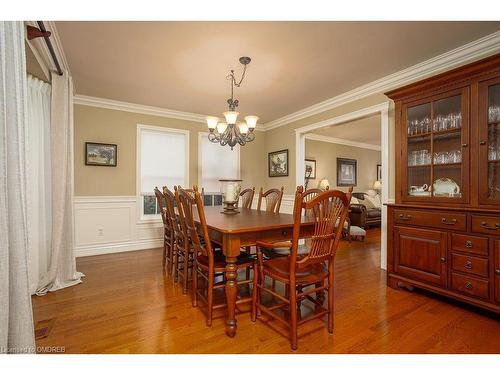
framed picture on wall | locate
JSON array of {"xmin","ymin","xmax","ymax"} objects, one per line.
[
  {"xmin": 305, "ymin": 159, "xmax": 316, "ymax": 179},
  {"xmin": 85, "ymin": 142, "xmax": 117, "ymax": 167},
  {"xmin": 268, "ymin": 149, "xmax": 289, "ymax": 177},
  {"xmin": 377, "ymin": 164, "xmax": 382, "ymax": 181},
  {"xmin": 337, "ymin": 158, "xmax": 357, "ymax": 186}
]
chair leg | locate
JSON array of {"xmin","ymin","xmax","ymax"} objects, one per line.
[
  {"xmin": 192, "ymin": 263, "xmax": 198, "ymax": 307},
  {"xmin": 173, "ymin": 248, "xmax": 179, "ymax": 282},
  {"xmin": 328, "ymin": 265, "xmax": 335, "ymax": 334},
  {"xmin": 289, "ymin": 283, "xmax": 298, "ymax": 351},
  {"xmin": 315, "ymin": 281, "xmax": 325, "ymax": 312},
  {"xmin": 182, "ymin": 249, "xmax": 189, "ymax": 294},
  {"xmin": 207, "ymin": 270, "xmax": 214, "ymax": 327},
  {"xmin": 251, "ymin": 262, "xmax": 258, "ymax": 322},
  {"xmin": 162, "ymin": 237, "xmax": 167, "ymax": 268}
]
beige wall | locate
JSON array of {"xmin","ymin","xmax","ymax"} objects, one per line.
[
  {"xmin": 263, "ymin": 93, "xmax": 395, "ymax": 201},
  {"xmin": 74, "ymin": 104, "xmax": 266, "ymax": 196},
  {"xmin": 305, "ymin": 139, "xmax": 381, "ymax": 192}
]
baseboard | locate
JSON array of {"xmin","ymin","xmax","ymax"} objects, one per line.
[{"xmin": 75, "ymin": 238, "xmax": 163, "ymax": 258}]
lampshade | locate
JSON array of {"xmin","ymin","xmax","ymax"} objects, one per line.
[
  {"xmin": 245, "ymin": 115, "xmax": 259, "ymax": 129},
  {"xmin": 223, "ymin": 111, "xmax": 239, "ymax": 124},
  {"xmin": 206, "ymin": 116, "xmax": 219, "ymax": 130},
  {"xmin": 373, "ymin": 180, "xmax": 382, "ymax": 190},
  {"xmin": 318, "ymin": 178, "xmax": 330, "ymax": 190},
  {"xmin": 216, "ymin": 122, "xmax": 228, "ymax": 134},
  {"xmin": 238, "ymin": 122, "xmax": 249, "ymax": 134}
]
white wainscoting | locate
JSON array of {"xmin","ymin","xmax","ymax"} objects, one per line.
[
  {"xmin": 74, "ymin": 194, "xmax": 295, "ymax": 258},
  {"xmin": 74, "ymin": 196, "xmax": 163, "ymax": 257}
]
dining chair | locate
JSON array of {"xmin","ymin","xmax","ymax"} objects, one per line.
[
  {"xmin": 252, "ymin": 185, "xmax": 352, "ymax": 350},
  {"xmin": 239, "ymin": 187, "xmax": 255, "ymax": 209},
  {"xmin": 162, "ymin": 186, "xmax": 178, "ymax": 275},
  {"xmin": 178, "ymin": 186, "xmax": 254, "ymax": 327},
  {"xmin": 154, "ymin": 187, "xmax": 169, "ymax": 268},
  {"xmin": 257, "ymin": 186, "xmax": 284, "ymax": 213},
  {"xmin": 174, "ymin": 185, "xmax": 196, "ymax": 294}
]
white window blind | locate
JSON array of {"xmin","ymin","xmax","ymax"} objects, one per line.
[
  {"xmin": 200, "ymin": 136, "xmax": 240, "ymax": 193},
  {"xmin": 140, "ymin": 128, "xmax": 187, "ymax": 194}
]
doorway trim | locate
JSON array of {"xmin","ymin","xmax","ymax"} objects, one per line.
[{"xmin": 295, "ymin": 102, "xmax": 390, "ymax": 269}]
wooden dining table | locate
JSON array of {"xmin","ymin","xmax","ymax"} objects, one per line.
[{"xmin": 193, "ymin": 206, "xmax": 316, "ymax": 337}]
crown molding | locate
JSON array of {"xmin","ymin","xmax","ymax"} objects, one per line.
[
  {"xmin": 73, "ymin": 94, "xmax": 266, "ymax": 131},
  {"xmin": 305, "ymin": 133, "xmax": 381, "ymax": 151},
  {"xmin": 264, "ymin": 31, "xmax": 500, "ymax": 131}
]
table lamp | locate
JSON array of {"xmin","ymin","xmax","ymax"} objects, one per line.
[{"xmin": 318, "ymin": 178, "xmax": 330, "ymax": 190}]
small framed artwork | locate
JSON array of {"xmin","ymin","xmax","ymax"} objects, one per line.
[
  {"xmin": 85, "ymin": 142, "xmax": 117, "ymax": 167},
  {"xmin": 305, "ymin": 159, "xmax": 316, "ymax": 179},
  {"xmin": 268, "ymin": 149, "xmax": 289, "ymax": 177},
  {"xmin": 337, "ymin": 158, "xmax": 357, "ymax": 186},
  {"xmin": 377, "ymin": 164, "xmax": 382, "ymax": 181}
]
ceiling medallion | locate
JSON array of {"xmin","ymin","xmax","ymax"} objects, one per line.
[{"xmin": 206, "ymin": 56, "xmax": 258, "ymax": 150}]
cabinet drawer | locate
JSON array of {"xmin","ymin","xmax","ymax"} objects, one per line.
[
  {"xmin": 451, "ymin": 233, "xmax": 488, "ymax": 256},
  {"xmin": 471, "ymin": 215, "xmax": 500, "ymax": 235},
  {"xmin": 451, "ymin": 272, "xmax": 489, "ymax": 299},
  {"xmin": 451, "ymin": 253, "xmax": 489, "ymax": 278},
  {"xmin": 394, "ymin": 209, "xmax": 466, "ymax": 231}
]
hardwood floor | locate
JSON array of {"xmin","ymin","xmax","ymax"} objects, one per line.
[{"xmin": 31, "ymin": 229, "xmax": 500, "ymax": 353}]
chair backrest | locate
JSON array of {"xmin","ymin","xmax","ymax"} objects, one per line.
[
  {"xmin": 239, "ymin": 187, "xmax": 255, "ymax": 209},
  {"xmin": 174, "ymin": 186, "xmax": 190, "ymax": 251},
  {"xmin": 257, "ymin": 186, "xmax": 284, "ymax": 213},
  {"xmin": 162, "ymin": 186, "xmax": 178, "ymax": 235},
  {"xmin": 177, "ymin": 186, "xmax": 214, "ymax": 259},
  {"xmin": 154, "ymin": 187, "xmax": 167, "ymax": 225},
  {"xmin": 289, "ymin": 186, "xmax": 352, "ymax": 273}
]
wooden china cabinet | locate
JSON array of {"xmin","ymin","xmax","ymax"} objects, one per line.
[{"xmin": 386, "ymin": 54, "xmax": 500, "ymax": 313}]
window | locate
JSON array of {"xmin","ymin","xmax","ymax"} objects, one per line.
[
  {"xmin": 137, "ymin": 125, "xmax": 189, "ymax": 218},
  {"xmin": 199, "ymin": 133, "xmax": 240, "ymax": 193}
]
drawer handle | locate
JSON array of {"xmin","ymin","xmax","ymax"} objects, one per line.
[
  {"xmin": 464, "ymin": 260, "xmax": 473, "ymax": 269},
  {"xmin": 496, "ymin": 269, "xmax": 500, "ymax": 275},
  {"xmin": 465, "ymin": 240, "xmax": 473, "ymax": 248},
  {"xmin": 480, "ymin": 221, "xmax": 500, "ymax": 230},
  {"xmin": 465, "ymin": 282, "xmax": 473, "ymax": 290},
  {"xmin": 441, "ymin": 218, "xmax": 457, "ymax": 225},
  {"xmin": 398, "ymin": 214, "xmax": 412, "ymax": 221},
  {"xmin": 440, "ymin": 257, "xmax": 446, "ymax": 263},
  {"xmin": 480, "ymin": 140, "xmax": 487, "ymax": 145},
  {"xmin": 282, "ymin": 230, "xmax": 288, "ymax": 236}
]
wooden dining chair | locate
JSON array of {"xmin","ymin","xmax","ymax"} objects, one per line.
[
  {"xmin": 252, "ymin": 185, "xmax": 352, "ymax": 350},
  {"xmin": 154, "ymin": 187, "xmax": 169, "ymax": 268},
  {"xmin": 178, "ymin": 186, "xmax": 254, "ymax": 327},
  {"xmin": 257, "ymin": 186, "xmax": 284, "ymax": 213},
  {"xmin": 162, "ymin": 186, "xmax": 178, "ymax": 275},
  {"xmin": 174, "ymin": 186, "xmax": 196, "ymax": 294},
  {"xmin": 239, "ymin": 187, "xmax": 255, "ymax": 209}
]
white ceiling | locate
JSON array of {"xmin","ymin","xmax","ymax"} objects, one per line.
[
  {"xmin": 309, "ymin": 115, "xmax": 381, "ymax": 146},
  {"xmin": 56, "ymin": 21, "xmax": 500, "ymax": 123}
]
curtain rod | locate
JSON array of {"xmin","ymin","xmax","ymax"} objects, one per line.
[{"xmin": 27, "ymin": 21, "xmax": 63, "ymax": 76}]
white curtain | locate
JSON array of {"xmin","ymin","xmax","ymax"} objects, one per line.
[
  {"xmin": 35, "ymin": 72, "xmax": 83, "ymax": 294},
  {"xmin": 26, "ymin": 75, "xmax": 52, "ymax": 294},
  {"xmin": 0, "ymin": 21, "xmax": 36, "ymax": 353}
]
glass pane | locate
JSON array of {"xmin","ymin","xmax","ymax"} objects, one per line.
[
  {"xmin": 488, "ymin": 84, "xmax": 500, "ymax": 199},
  {"xmin": 432, "ymin": 131, "xmax": 462, "ymax": 198},
  {"xmin": 407, "ymin": 103, "xmax": 432, "ymax": 197},
  {"xmin": 143, "ymin": 195, "xmax": 157, "ymax": 215},
  {"xmin": 433, "ymin": 95, "xmax": 462, "ymax": 133}
]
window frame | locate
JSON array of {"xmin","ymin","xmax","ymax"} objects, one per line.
[
  {"xmin": 198, "ymin": 132, "xmax": 241, "ymax": 194},
  {"xmin": 136, "ymin": 124, "xmax": 190, "ymax": 223}
]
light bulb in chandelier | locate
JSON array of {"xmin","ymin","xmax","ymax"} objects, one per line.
[
  {"xmin": 238, "ymin": 122, "xmax": 249, "ymax": 135},
  {"xmin": 244, "ymin": 115, "xmax": 259, "ymax": 130},
  {"xmin": 216, "ymin": 122, "xmax": 228, "ymax": 134},
  {"xmin": 223, "ymin": 111, "xmax": 239, "ymax": 125},
  {"xmin": 206, "ymin": 116, "xmax": 219, "ymax": 130}
]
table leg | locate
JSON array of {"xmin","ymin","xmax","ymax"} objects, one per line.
[{"xmin": 224, "ymin": 255, "xmax": 238, "ymax": 337}]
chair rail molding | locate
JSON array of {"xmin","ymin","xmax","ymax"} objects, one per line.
[{"xmin": 264, "ymin": 31, "xmax": 500, "ymax": 131}]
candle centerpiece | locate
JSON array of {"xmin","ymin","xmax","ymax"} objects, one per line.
[{"xmin": 219, "ymin": 179, "xmax": 242, "ymax": 214}]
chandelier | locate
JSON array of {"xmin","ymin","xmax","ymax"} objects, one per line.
[{"xmin": 206, "ymin": 56, "xmax": 259, "ymax": 150}]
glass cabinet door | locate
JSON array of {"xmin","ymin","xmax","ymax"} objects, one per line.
[
  {"xmin": 479, "ymin": 78, "xmax": 500, "ymax": 204},
  {"xmin": 403, "ymin": 88, "xmax": 468, "ymax": 202}
]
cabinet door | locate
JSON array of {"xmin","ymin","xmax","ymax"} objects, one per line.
[
  {"xmin": 394, "ymin": 226, "xmax": 447, "ymax": 287},
  {"xmin": 495, "ymin": 240, "xmax": 500, "ymax": 303},
  {"xmin": 478, "ymin": 77, "xmax": 500, "ymax": 205},
  {"xmin": 402, "ymin": 87, "xmax": 469, "ymax": 204}
]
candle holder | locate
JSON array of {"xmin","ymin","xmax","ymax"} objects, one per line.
[{"xmin": 219, "ymin": 179, "xmax": 242, "ymax": 214}]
